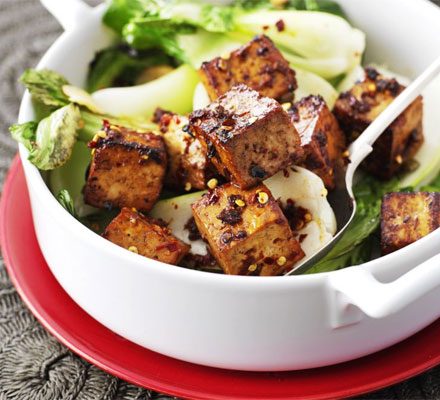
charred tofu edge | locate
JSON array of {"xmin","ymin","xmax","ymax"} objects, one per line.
[
  {"xmin": 103, "ymin": 207, "xmax": 190, "ymax": 265},
  {"xmin": 381, "ymin": 192, "xmax": 440, "ymax": 255},
  {"xmin": 199, "ymin": 35, "xmax": 297, "ymax": 102},
  {"xmin": 84, "ymin": 121, "xmax": 167, "ymax": 212},
  {"xmin": 191, "ymin": 183, "xmax": 305, "ymax": 276},
  {"xmin": 189, "ymin": 84, "xmax": 303, "ymax": 189}
]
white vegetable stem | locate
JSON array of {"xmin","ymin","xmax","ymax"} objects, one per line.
[
  {"xmin": 91, "ymin": 65, "xmax": 200, "ymax": 118},
  {"xmin": 295, "ymin": 68, "xmax": 338, "ymax": 109},
  {"xmin": 235, "ymin": 10, "xmax": 365, "ymax": 79}
]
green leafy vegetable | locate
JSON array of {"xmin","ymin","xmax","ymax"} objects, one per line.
[
  {"xmin": 57, "ymin": 189, "xmax": 78, "ymax": 218},
  {"xmin": 105, "ymin": 0, "xmax": 235, "ymax": 35},
  {"xmin": 295, "ymin": 0, "xmax": 346, "ymax": 17},
  {"xmin": 104, "ymin": 0, "xmax": 347, "ymax": 35},
  {"xmin": 9, "ymin": 121, "xmax": 38, "ymax": 150},
  {"xmin": 123, "ymin": 19, "xmax": 196, "ymax": 61},
  {"xmin": 12, "ymin": 68, "xmax": 161, "ymax": 170},
  {"xmin": 18, "ymin": 68, "xmax": 158, "ymax": 140},
  {"xmin": 11, "ymin": 104, "xmax": 81, "ymax": 170},
  {"xmin": 420, "ymin": 174, "xmax": 440, "ymax": 192},
  {"xmin": 87, "ymin": 45, "xmax": 174, "ymax": 92},
  {"xmin": 103, "ymin": 0, "xmax": 151, "ymax": 33},
  {"xmin": 20, "ymin": 69, "xmax": 70, "ymax": 109},
  {"xmin": 104, "ymin": 0, "xmax": 363, "ymax": 78}
]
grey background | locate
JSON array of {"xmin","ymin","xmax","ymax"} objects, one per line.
[{"xmin": 0, "ymin": 0, "xmax": 439, "ymax": 398}]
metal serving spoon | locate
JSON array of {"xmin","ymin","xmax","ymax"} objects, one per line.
[{"xmin": 288, "ymin": 55, "xmax": 440, "ymax": 275}]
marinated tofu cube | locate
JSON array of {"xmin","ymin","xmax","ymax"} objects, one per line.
[
  {"xmin": 288, "ymin": 95, "xmax": 346, "ymax": 189},
  {"xmin": 104, "ymin": 208, "xmax": 190, "ymax": 265},
  {"xmin": 334, "ymin": 67, "xmax": 424, "ymax": 179},
  {"xmin": 192, "ymin": 183, "xmax": 305, "ymax": 276},
  {"xmin": 381, "ymin": 192, "xmax": 440, "ymax": 254},
  {"xmin": 199, "ymin": 35, "xmax": 297, "ymax": 103},
  {"xmin": 157, "ymin": 110, "xmax": 218, "ymax": 191},
  {"xmin": 190, "ymin": 84, "xmax": 303, "ymax": 189},
  {"xmin": 84, "ymin": 122, "xmax": 167, "ymax": 212}
]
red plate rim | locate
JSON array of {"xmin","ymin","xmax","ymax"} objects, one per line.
[{"xmin": 1, "ymin": 155, "xmax": 440, "ymax": 400}]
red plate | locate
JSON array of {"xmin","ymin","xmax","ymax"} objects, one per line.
[{"xmin": 1, "ymin": 156, "xmax": 440, "ymax": 400}]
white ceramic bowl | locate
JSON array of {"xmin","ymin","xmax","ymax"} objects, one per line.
[{"xmin": 18, "ymin": 0, "xmax": 440, "ymax": 371}]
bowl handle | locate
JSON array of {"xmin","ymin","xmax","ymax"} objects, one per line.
[
  {"xmin": 40, "ymin": 0, "xmax": 93, "ymax": 31},
  {"xmin": 328, "ymin": 253, "xmax": 440, "ymax": 328}
]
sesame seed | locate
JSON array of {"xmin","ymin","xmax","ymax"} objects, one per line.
[
  {"xmin": 395, "ymin": 155, "xmax": 403, "ymax": 164},
  {"xmin": 207, "ymin": 178, "xmax": 218, "ymax": 190},
  {"xmin": 305, "ymin": 213, "xmax": 312, "ymax": 222},
  {"xmin": 277, "ymin": 256, "xmax": 287, "ymax": 266},
  {"xmin": 258, "ymin": 192, "xmax": 269, "ymax": 204},
  {"xmin": 217, "ymin": 58, "xmax": 228, "ymax": 71},
  {"xmin": 282, "ymin": 102, "xmax": 291, "ymax": 111},
  {"xmin": 248, "ymin": 264, "xmax": 257, "ymax": 272},
  {"xmin": 235, "ymin": 199, "xmax": 246, "ymax": 207},
  {"xmin": 185, "ymin": 182, "xmax": 192, "ymax": 192},
  {"xmin": 141, "ymin": 155, "xmax": 149, "ymax": 160},
  {"xmin": 342, "ymin": 150, "xmax": 350, "ymax": 158},
  {"xmin": 368, "ymin": 83, "xmax": 376, "ymax": 91},
  {"xmin": 132, "ymin": 207, "xmax": 137, "ymax": 212},
  {"xmin": 128, "ymin": 246, "xmax": 138, "ymax": 254}
]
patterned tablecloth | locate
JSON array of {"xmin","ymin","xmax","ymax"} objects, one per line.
[{"xmin": 0, "ymin": 1, "xmax": 439, "ymax": 399}]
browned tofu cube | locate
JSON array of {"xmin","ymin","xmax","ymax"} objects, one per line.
[
  {"xmin": 103, "ymin": 208, "xmax": 190, "ymax": 265},
  {"xmin": 334, "ymin": 67, "xmax": 424, "ymax": 179},
  {"xmin": 84, "ymin": 122, "xmax": 167, "ymax": 212},
  {"xmin": 192, "ymin": 183, "xmax": 305, "ymax": 276},
  {"xmin": 288, "ymin": 95, "xmax": 346, "ymax": 189},
  {"xmin": 381, "ymin": 192, "xmax": 440, "ymax": 254},
  {"xmin": 199, "ymin": 35, "xmax": 297, "ymax": 103},
  {"xmin": 190, "ymin": 84, "xmax": 303, "ymax": 189},
  {"xmin": 157, "ymin": 111, "xmax": 218, "ymax": 191}
]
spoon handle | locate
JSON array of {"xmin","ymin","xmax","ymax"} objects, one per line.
[{"xmin": 349, "ymin": 55, "xmax": 440, "ymax": 160}]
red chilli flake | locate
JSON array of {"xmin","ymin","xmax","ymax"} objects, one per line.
[{"xmin": 275, "ymin": 19, "xmax": 285, "ymax": 32}]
